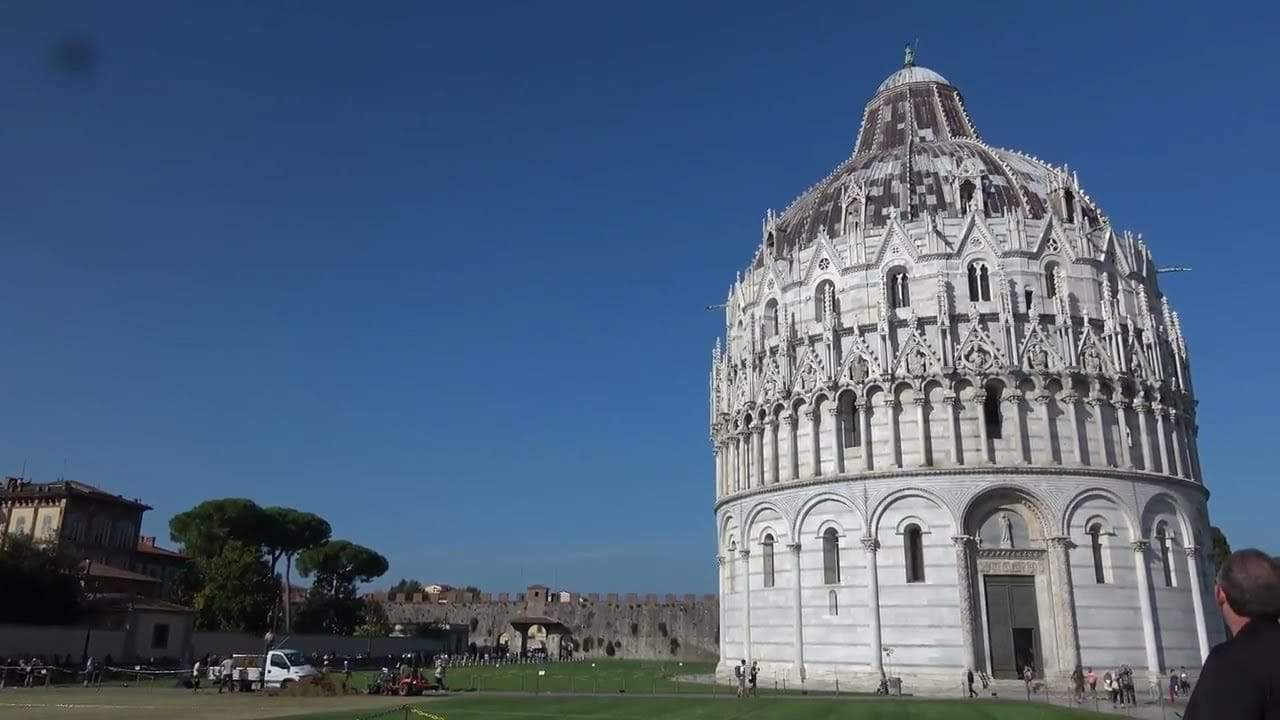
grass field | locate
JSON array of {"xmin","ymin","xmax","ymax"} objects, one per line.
[
  {"xmin": 0, "ymin": 687, "xmax": 1115, "ymax": 720},
  {"xmin": 350, "ymin": 659, "xmax": 724, "ymax": 695}
]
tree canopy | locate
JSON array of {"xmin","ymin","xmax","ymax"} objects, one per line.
[
  {"xmin": 0, "ymin": 537, "xmax": 82, "ymax": 625},
  {"xmin": 169, "ymin": 498, "xmax": 273, "ymax": 560}
]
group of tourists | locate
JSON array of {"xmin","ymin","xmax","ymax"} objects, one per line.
[
  {"xmin": 732, "ymin": 659, "xmax": 758, "ymax": 697},
  {"xmin": 1100, "ymin": 665, "xmax": 1138, "ymax": 708}
]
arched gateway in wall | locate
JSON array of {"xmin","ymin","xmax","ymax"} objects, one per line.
[{"xmin": 709, "ymin": 53, "xmax": 1218, "ymax": 690}]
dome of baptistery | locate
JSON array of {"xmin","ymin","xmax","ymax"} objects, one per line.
[{"xmin": 710, "ymin": 54, "xmax": 1217, "ymax": 692}]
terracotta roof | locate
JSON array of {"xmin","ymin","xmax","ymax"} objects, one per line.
[
  {"xmin": 87, "ymin": 593, "xmax": 194, "ymax": 614},
  {"xmin": 85, "ymin": 562, "xmax": 160, "ymax": 583},
  {"xmin": 1, "ymin": 478, "xmax": 151, "ymax": 510},
  {"xmin": 136, "ymin": 538, "xmax": 186, "ymax": 559}
]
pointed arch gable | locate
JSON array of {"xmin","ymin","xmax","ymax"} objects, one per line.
[
  {"xmin": 1032, "ymin": 215, "xmax": 1078, "ymax": 263},
  {"xmin": 891, "ymin": 324, "xmax": 941, "ymax": 378},
  {"xmin": 954, "ymin": 214, "xmax": 1005, "ymax": 268},
  {"xmin": 800, "ymin": 230, "xmax": 847, "ymax": 286},
  {"xmin": 1018, "ymin": 323, "xmax": 1067, "ymax": 373},
  {"xmin": 956, "ymin": 318, "xmax": 1008, "ymax": 375},
  {"xmin": 870, "ymin": 219, "xmax": 922, "ymax": 267},
  {"xmin": 837, "ymin": 331, "xmax": 882, "ymax": 385}
]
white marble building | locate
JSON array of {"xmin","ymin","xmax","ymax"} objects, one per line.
[{"xmin": 710, "ymin": 55, "xmax": 1221, "ymax": 689}]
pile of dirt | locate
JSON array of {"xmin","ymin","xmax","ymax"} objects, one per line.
[{"xmin": 278, "ymin": 673, "xmax": 360, "ymax": 697}]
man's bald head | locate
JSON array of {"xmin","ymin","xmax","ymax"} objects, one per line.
[{"xmin": 1216, "ymin": 549, "xmax": 1280, "ymax": 621}]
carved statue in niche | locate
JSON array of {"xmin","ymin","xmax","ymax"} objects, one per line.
[
  {"xmin": 1027, "ymin": 343, "xmax": 1050, "ymax": 372},
  {"xmin": 962, "ymin": 342, "xmax": 995, "ymax": 374},
  {"xmin": 1082, "ymin": 346, "xmax": 1104, "ymax": 375},
  {"xmin": 905, "ymin": 347, "xmax": 929, "ymax": 377},
  {"xmin": 999, "ymin": 512, "xmax": 1014, "ymax": 549},
  {"xmin": 848, "ymin": 354, "xmax": 869, "ymax": 384}
]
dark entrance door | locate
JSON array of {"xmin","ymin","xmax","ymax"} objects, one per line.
[{"xmin": 984, "ymin": 575, "xmax": 1042, "ymax": 679}]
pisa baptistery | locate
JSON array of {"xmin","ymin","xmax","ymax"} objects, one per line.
[{"xmin": 710, "ymin": 54, "xmax": 1221, "ymax": 689}]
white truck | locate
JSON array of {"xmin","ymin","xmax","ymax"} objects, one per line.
[{"xmin": 211, "ymin": 649, "xmax": 320, "ymax": 690}]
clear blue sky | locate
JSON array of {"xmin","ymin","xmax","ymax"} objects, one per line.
[{"xmin": 0, "ymin": 2, "xmax": 1275, "ymax": 594}]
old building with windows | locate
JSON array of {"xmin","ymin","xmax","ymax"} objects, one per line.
[
  {"xmin": 710, "ymin": 53, "xmax": 1218, "ymax": 689},
  {"xmin": 1, "ymin": 477, "xmax": 187, "ymax": 598}
]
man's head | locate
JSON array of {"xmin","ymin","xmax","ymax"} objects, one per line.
[{"xmin": 1214, "ymin": 548, "xmax": 1280, "ymax": 626}]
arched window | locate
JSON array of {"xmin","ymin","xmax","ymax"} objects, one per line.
[
  {"xmin": 1063, "ymin": 189, "xmax": 1076, "ymax": 224},
  {"xmin": 888, "ymin": 271, "xmax": 910, "ymax": 309},
  {"xmin": 828, "ymin": 589, "xmax": 839, "ymax": 616},
  {"xmin": 1088, "ymin": 523, "xmax": 1107, "ymax": 584},
  {"xmin": 822, "ymin": 527, "xmax": 841, "ymax": 585},
  {"xmin": 904, "ymin": 524, "xmax": 926, "ymax": 583},
  {"xmin": 764, "ymin": 299, "xmax": 779, "ymax": 338},
  {"xmin": 765, "ymin": 232, "xmax": 776, "ymax": 257},
  {"xmin": 1156, "ymin": 522, "xmax": 1174, "ymax": 588},
  {"xmin": 762, "ymin": 534, "xmax": 776, "ymax": 588},
  {"xmin": 1044, "ymin": 263, "xmax": 1059, "ymax": 299},
  {"xmin": 959, "ymin": 179, "xmax": 976, "ymax": 210},
  {"xmin": 815, "ymin": 280, "xmax": 837, "ymax": 324},
  {"xmin": 1024, "ymin": 287, "xmax": 1034, "ymax": 313},
  {"xmin": 840, "ymin": 394, "xmax": 859, "ymax": 449},
  {"xmin": 983, "ymin": 391, "xmax": 1003, "ymax": 439},
  {"xmin": 967, "ymin": 262, "xmax": 991, "ymax": 302}
]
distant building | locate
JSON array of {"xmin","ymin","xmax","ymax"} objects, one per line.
[{"xmin": 0, "ymin": 477, "xmax": 188, "ymax": 599}]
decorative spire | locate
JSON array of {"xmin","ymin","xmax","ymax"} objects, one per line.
[{"xmin": 903, "ymin": 42, "xmax": 916, "ymax": 67}]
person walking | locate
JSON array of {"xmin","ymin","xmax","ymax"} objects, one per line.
[
  {"xmin": 748, "ymin": 661, "xmax": 758, "ymax": 697},
  {"xmin": 191, "ymin": 656, "xmax": 203, "ymax": 693},
  {"xmin": 966, "ymin": 668, "xmax": 977, "ymax": 698},
  {"xmin": 218, "ymin": 656, "xmax": 234, "ymax": 693},
  {"xmin": 82, "ymin": 656, "xmax": 96, "ymax": 688},
  {"xmin": 1184, "ymin": 549, "xmax": 1280, "ymax": 720},
  {"xmin": 733, "ymin": 660, "xmax": 746, "ymax": 698},
  {"xmin": 1022, "ymin": 664, "xmax": 1034, "ymax": 697}
]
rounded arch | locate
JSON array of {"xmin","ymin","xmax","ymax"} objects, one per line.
[
  {"xmin": 960, "ymin": 484, "xmax": 1054, "ymax": 540},
  {"xmin": 791, "ymin": 491, "xmax": 863, "ymax": 540},
  {"xmin": 1140, "ymin": 492, "xmax": 1195, "ymax": 543},
  {"xmin": 894, "ymin": 515, "xmax": 932, "ymax": 536},
  {"xmin": 718, "ymin": 512, "xmax": 739, "ymax": 552},
  {"xmin": 869, "ymin": 486, "xmax": 959, "ymax": 540},
  {"xmin": 813, "ymin": 277, "xmax": 839, "ymax": 322},
  {"xmin": 744, "ymin": 501, "xmax": 789, "ymax": 543},
  {"xmin": 1061, "ymin": 487, "xmax": 1138, "ymax": 538}
]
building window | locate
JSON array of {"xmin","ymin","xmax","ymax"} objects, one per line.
[
  {"xmin": 959, "ymin": 179, "xmax": 976, "ymax": 210},
  {"xmin": 1044, "ymin": 262, "xmax": 1059, "ymax": 299},
  {"xmin": 1024, "ymin": 287, "xmax": 1034, "ymax": 313},
  {"xmin": 984, "ymin": 392, "xmax": 1003, "ymax": 439},
  {"xmin": 828, "ymin": 589, "xmax": 839, "ymax": 616},
  {"xmin": 40, "ymin": 514, "xmax": 54, "ymax": 537},
  {"xmin": 815, "ymin": 280, "xmax": 837, "ymax": 323},
  {"xmin": 967, "ymin": 262, "xmax": 991, "ymax": 302},
  {"xmin": 1088, "ymin": 523, "xmax": 1107, "ymax": 584},
  {"xmin": 822, "ymin": 528, "xmax": 841, "ymax": 585},
  {"xmin": 13, "ymin": 516, "xmax": 27, "ymax": 536},
  {"xmin": 764, "ymin": 299, "xmax": 779, "ymax": 338},
  {"xmin": 1063, "ymin": 189, "xmax": 1076, "ymax": 224},
  {"xmin": 762, "ymin": 534, "xmax": 776, "ymax": 588},
  {"xmin": 1156, "ymin": 522, "xmax": 1174, "ymax": 588},
  {"xmin": 888, "ymin": 271, "xmax": 910, "ymax": 309},
  {"xmin": 904, "ymin": 524, "xmax": 926, "ymax": 583},
  {"xmin": 151, "ymin": 623, "xmax": 171, "ymax": 650}
]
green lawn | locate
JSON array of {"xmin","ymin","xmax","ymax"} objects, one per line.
[
  {"xmin": 274, "ymin": 695, "xmax": 1112, "ymax": 720},
  {"xmin": 351, "ymin": 659, "xmax": 724, "ymax": 695}
]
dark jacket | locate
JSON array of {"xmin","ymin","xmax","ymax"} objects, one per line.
[{"xmin": 1184, "ymin": 619, "xmax": 1280, "ymax": 720}]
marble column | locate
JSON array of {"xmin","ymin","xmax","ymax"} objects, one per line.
[
  {"xmin": 827, "ymin": 405, "xmax": 844, "ymax": 474},
  {"xmin": 789, "ymin": 542, "xmax": 806, "ymax": 680},
  {"xmin": 1154, "ymin": 403, "xmax": 1171, "ymax": 476},
  {"xmin": 1168, "ymin": 409, "xmax": 1185, "ymax": 478},
  {"xmin": 741, "ymin": 549, "xmax": 753, "ymax": 663},
  {"xmin": 1185, "ymin": 546, "xmax": 1211, "ymax": 662},
  {"xmin": 945, "ymin": 392, "xmax": 963, "ymax": 465},
  {"xmin": 1088, "ymin": 396, "xmax": 1111, "ymax": 467},
  {"xmin": 884, "ymin": 397, "xmax": 901, "ymax": 468},
  {"xmin": 766, "ymin": 420, "xmax": 780, "ymax": 484},
  {"xmin": 805, "ymin": 409, "xmax": 820, "ymax": 477},
  {"xmin": 1046, "ymin": 537, "xmax": 1081, "ymax": 674},
  {"xmin": 1131, "ymin": 541, "xmax": 1162, "ymax": 678},
  {"xmin": 952, "ymin": 535, "xmax": 978, "ymax": 671},
  {"xmin": 784, "ymin": 411, "xmax": 799, "ymax": 480},
  {"xmin": 717, "ymin": 555, "xmax": 727, "ymax": 663},
  {"xmin": 1114, "ymin": 400, "xmax": 1134, "ymax": 469},
  {"xmin": 730, "ymin": 438, "xmax": 739, "ymax": 492},
  {"xmin": 753, "ymin": 426, "xmax": 766, "ymax": 489},
  {"xmin": 1062, "ymin": 392, "xmax": 1085, "ymax": 465},
  {"xmin": 863, "ymin": 537, "xmax": 884, "ymax": 676},
  {"xmin": 1005, "ymin": 393, "xmax": 1026, "ymax": 464},
  {"xmin": 1135, "ymin": 402, "xmax": 1156, "ymax": 472},
  {"xmin": 1036, "ymin": 393, "xmax": 1057, "ymax": 465},
  {"xmin": 859, "ymin": 399, "xmax": 873, "ymax": 471},
  {"xmin": 973, "ymin": 392, "xmax": 991, "ymax": 465},
  {"xmin": 914, "ymin": 397, "xmax": 931, "ymax": 467}
]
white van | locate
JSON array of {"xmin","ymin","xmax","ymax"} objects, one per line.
[{"xmin": 216, "ymin": 649, "xmax": 319, "ymax": 689}]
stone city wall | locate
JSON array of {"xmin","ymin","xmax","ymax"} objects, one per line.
[{"xmin": 377, "ymin": 590, "xmax": 720, "ymax": 661}]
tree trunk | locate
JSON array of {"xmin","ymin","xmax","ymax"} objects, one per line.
[{"xmin": 283, "ymin": 554, "xmax": 293, "ymax": 633}]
